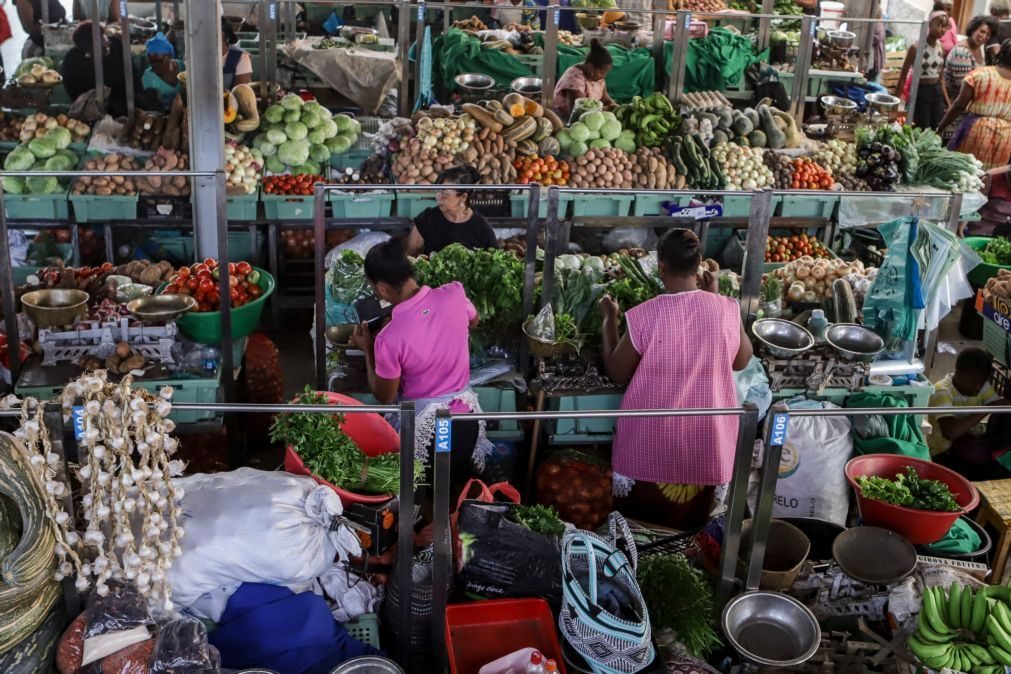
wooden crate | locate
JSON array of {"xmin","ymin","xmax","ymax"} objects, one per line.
[{"xmin": 885, "ymin": 50, "xmax": 907, "ymax": 69}]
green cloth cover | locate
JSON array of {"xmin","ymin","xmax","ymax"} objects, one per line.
[
  {"xmin": 664, "ymin": 27, "xmax": 767, "ymax": 93},
  {"xmin": 553, "ymin": 43, "xmax": 656, "ymax": 103},
  {"xmin": 845, "ymin": 392, "xmax": 931, "ymax": 461},
  {"xmin": 923, "ymin": 518, "xmax": 981, "ymax": 555}
]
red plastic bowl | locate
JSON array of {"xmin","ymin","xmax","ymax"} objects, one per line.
[
  {"xmin": 283, "ymin": 391, "xmax": 400, "ymax": 507},
  {"xmin": 845, "ymin": 455, "xmax": 979, "ymax": 545}
]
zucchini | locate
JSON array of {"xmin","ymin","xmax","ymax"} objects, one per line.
[
  {"xmin": 669, "ymin": 141, "xmax": 688, "ymax": 175},
  {"xmin": 832, "ymin": 278, "xmax": 858, "ymax": 323}
]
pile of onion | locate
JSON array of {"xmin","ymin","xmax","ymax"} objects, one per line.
[
  {"xmin": 535, "ymin": 452, "xmax": 613, "ymax": 530},
  {"xmin": 773, "ymin": 257, "xmax": 869, "ymax": 303}
]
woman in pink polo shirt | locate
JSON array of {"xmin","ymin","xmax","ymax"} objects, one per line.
[
  {"xmin": 351, "ymin": 239, "xmax": 492, "ymax": 499},
  {"xmin": 599, "ymin": 229, "xmax": 752, "ymax": 529}
]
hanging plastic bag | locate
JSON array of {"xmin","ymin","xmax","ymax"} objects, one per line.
[
  {"xmin": 80, "ymin": 582, "xmax": 155, "ymax": 667},
  {"xmin": 529, "ymin": 303, "xmax": 557, "ymax": 342}
]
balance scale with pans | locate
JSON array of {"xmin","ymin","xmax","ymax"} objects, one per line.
[{"xmin": 820, "ymin": 92, "xmax": 901, "ymax": 141}]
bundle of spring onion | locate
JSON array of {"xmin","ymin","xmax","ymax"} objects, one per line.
[{"xmin": 912, "ymin": 147, "xmax": 984, "ymax": 193}]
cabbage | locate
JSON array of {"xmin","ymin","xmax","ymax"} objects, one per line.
[
  {"xmin": 309, "ymin": 143, "xmax": 330, "ymax": 163},
  {"xmin": 321, "ymin": 119, "xmax": 339, "ymax": 139},
  {"xmin": 569, "ymin": 141, "xmax": 588, "ymax": 158},
  {"xmin": 327, "ymin": 134, "xmax": 352, "ymax": 155},
  {"xmin": 4, "ymin": 147, "xmax": 35, "ymax": 171},
  {"xmin": 265, "ymin": 129, "xmax": 287, "ymax": 145},
  {"xmin": 48, "ymin": 126, "xmax": 73, "ymax": 150},
  {"xmin": 589, "ymin": 139, "xmax": 611, "ymax": 149},
  {"xmin": 334, "ymin": 113, "xmax": 353, "ymax": 133},
  {"xmin": 284, "ymin": 122, "xmax": 308, "ymax": 141},
  {"xmin": 45, "ymin": 155, "xmax": 74, "ymax": 171},
  {"xmin": 614, "ymin": 134, "xmax": 636, "ymax": 154},
  {"xmin": 568, "ymin": 123, "xmax": 591, "ymax": 143},
  {"xmin": 586, "ymin": 129, "xmax": 600, "ymax": 141},
  {"xmin": 284, "ymin": 109, "xmax": 301, "ymax": 125},
  {"xmin": 345, "ymin": 118, "xmax": 361, "ymax": 137},
  {"xmin": 252, "ymin": 132, "xmax": 267, "ymax": 147},
  {"xmin": 277, "ymin": 139, "xmax": 310, "ymax": 166},
  {"xmin": 263, "ymin": 104, "xmax": 285, "ymax": 124},
  {"xmin": 26, "ymin": 175, "xmax": 58, "ymax": 194},
  {"xmin": 556, "ymin": 130, "xmax": 572, "ymax": 149},
  {"xmin": 600, "ymin": 119, "xmax": 622, "ymax": 142},
  {"xmin": 280, "ymin": 93, "xmax": 304, "ymax": 111},
  {"xmin": 307, "ymin": 128, "xmax": 326, "ymax": 145},
  {"xmin": 302, "ymin": 101, "xmax": 324, "ymax": 117},
  {"xmin": 28, "ymin": 136, "xmax": 57, "ymax": 159},
  {"xmin": 581, "ymin": 111, "xmax": 606, "ymax": 132},
  {"xmin": 602, "ymin": 111, "xmax": 618, "ymax": 125},
  {"xmin": 300, "ymin": 110, "xmax": 321, "ymax": 129},
  {"xmin": 2, "ymin": 176, "xmax": 25, "ymax": 194},
  {"xmin": 265, "ymin": 156, "xmax": 286, "ymax": 174},
  {"xmin": 301, "ymin": 160, "xmax": 321, "ymax": 176},
  {"xmin": 316, "ymin": 106, "xmax": 333, "ymax": 121},
  {"xmin": 259, "ymin": 142, "xmax": 277, "ymax": 157}
]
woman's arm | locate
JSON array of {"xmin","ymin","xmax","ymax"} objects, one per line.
[
  {"xmin": 937, "ymin": 79, "xmax": 973, "ymax": 135},
  {"xmin": 352, "ymin": 323, "xmax": 401, "ymax": 404},
  {"xmin": 895, "ymin": 45, "xmax": 915, "ymax": 97},
  {"xmin": 599, "ymin": 296, "xmax": 641, "ymax": 385},
  {"xmin": 732, "ymin": 321, "xmax": 753, "ymax": 371},
  {"xmin": 601, "ymin": 83, "xmax": 616, "ymax": 109},
  {"xmin": 405, "ymin": 225, "xmax": 425, "ymax": 256},
  {"xmin": 939, "ymin": 62, "xmax": 952, "ymax": 107}
]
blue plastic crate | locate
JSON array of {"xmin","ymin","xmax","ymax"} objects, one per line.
[
  {"xmin": 226, "ymin": 191, "xmax": 259, "ymax": 221},
  {"xmin": 509, "ymin": 192, "xmax": 571, "ymax": 218},
  {"xmin": 548, "ymin": 393, "xmax": 623, "ymax": 441},
  {"xmin": 5, "ymin": 190, "xmax": 70, "ymax": 220},
  {"xmin": 778, "ymin": 194, "xmax": 838, "ymax": 219},
  {"xmin": 395, "ymin": 192, "xmax": 437, "ymax": 218},
  {"xmin": 262, "ymin": 194, "xmax": 317, "ymax": 220}
]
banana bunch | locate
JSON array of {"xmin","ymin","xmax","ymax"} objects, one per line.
[
  {"xmin": 614, "ymin": 93, "xmax": 680, "ymax": 148},
  {"xmin": 908, "ymin": 583, "xmax": 1011, "ymax": 673},
  {"xmin": 657, "ymin": 483, "xmax": 705, "ymax": 504}
]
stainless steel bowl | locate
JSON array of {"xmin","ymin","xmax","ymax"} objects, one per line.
[
  {"xmin": 825, "ymin": 323, "xmax": 884, "ymax": 363},
  {"xmin": 615, "ymin": 21, "xmax": 641, "ymax": 31},
  {"xmin": 865, "ymin": 92, "xmax": 901, "ymax": 112},
  {"xmin": 341, "ymin": 26, "xmax": 378, "ymax": 41},
  {"xmin": 826, "ymin": 29, "xmax": 856, "ymax": 49},
  {"xmin": 722, "ymin": 591, "xmax": 821, "ymax": 667},
  {"xmin": 325, "ymin": 323, "xmax": 356, "ymax": 347},
  {"xmin": 127, "ymin": 295, "xmax": 197, "ymax": 324},
  {"xmin": 455, "ymin": 73, "xmax": 494, "ymax": 92},
  {"xmin": 20, "ymin": 289, "xmax": 89, "ymax": 328},
  {"xmin": 330, "ymin": 656, "xmax": 405, "ymax": 674},
  {"xmin": 511, "ymin": 77, "xmax": 543, "ymax": 95},
  {"xmin": 832, "ymin": 526, "xmax": 917, "ymax": 585},
  {"xmin": 820, "ymin": 95, "xmax": 858, "ymax": 114},
  {"xmin": 752, "ymin": 319, "xmax": 814, "ymax": 359}
]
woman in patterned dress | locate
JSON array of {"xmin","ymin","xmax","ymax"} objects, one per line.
[
  {"xmin": 943, "ymin": 16, "xmax": 996, "ymax": 141},
  {"xmin": 598, "ymin": 229, "xmax": 752, "ymax": 529},
  {"xmin": 938, "ymin": 39, "xmax": 1011, "ymax": 169},
  {"xmin": 896, "ymin": 11, "xmax": 952, "ymax": 129}
]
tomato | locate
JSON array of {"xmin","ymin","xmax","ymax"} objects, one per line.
[
  {"xmin": 197, "ymin": 278, "xmax": 214, "ymax": 293},
  {"xmin": 165, "ymin": 284, "xmax": 179, "ymax": 293},
  {"xmin": 249, "ymin": 284, "xmax": 263, "ymax": 298},
  {"xmin": 178, "ymin": 266, "xmax": 191, "ymax": 278}
]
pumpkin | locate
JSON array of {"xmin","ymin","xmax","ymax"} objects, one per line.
[
  {"xmin": 601, "ymin": 10, "xmax": 625, "ymax": 24},
  {"xmin": 223, "ymin": 92, "xmax": 238, "ymax": 124},
  {"xmin": 231, "ymin": 84, "xmax": 260, "ymax": 133}
]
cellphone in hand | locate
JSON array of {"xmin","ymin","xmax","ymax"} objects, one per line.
[{"xmin": 354, "ymin": 296, "xmax": 389, "ymax": 331}]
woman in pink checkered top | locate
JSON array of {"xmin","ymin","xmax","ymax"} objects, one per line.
[{"xmin": 599, "ymin": 229, "xmax": 752, "ymax": 529}]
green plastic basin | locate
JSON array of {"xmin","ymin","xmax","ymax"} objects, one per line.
[
  {"xmin": 965, "ymin": 236, "xmax": 1011, "ymax": 288},
  {"xmin": 171, "ymin": 267, "xmax": 275, "ymax": 345}
]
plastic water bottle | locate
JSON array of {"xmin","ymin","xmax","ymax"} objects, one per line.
[
  {"xmin": 543, "ymin": 659, "xmax": 558, "ymax": 674},
  {"xmin": 807, "ymin": 309, "xmax": 829, "ymax": 343},
  {"xmin": 199, "ymin": 346, "xmax": 220, "ymax": 376},
  {"xmin": 526, "ymin": 651, "xmax": 545, "ymax": 674}
]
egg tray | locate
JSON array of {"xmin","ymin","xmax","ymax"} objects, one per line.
[{"xmin": 37, "ymin": 318, "xmax": 178, "ymax": 366}]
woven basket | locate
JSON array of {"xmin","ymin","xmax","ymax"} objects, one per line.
[{"xmin": 523, "ymin": 319, "xmax": 577, "ymax": 359}]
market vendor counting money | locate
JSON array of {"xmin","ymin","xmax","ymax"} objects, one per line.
[
  {"xmin": 553, "ymin": 39, "xmax": 616, "ymax": 120},
  {"xmin": 599, "ymin": 229, "xmax": 752, "ymax": 529}
]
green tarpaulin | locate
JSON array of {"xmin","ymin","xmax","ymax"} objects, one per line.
[
  {"xmin": 554, "ymin": 43, "xmax": 656, "ymax": 104},
  {"xmin": 845, "ymin": 392, "xmax": 930, "ymax": 461},
  {"xmin": 664, "ymin": 27, "xmax": 766, "ymax": 93}
]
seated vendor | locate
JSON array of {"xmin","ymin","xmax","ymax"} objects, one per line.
[
  {"xmin": 222, "ymin": 19, "xmax": 253, "ymax": 87},
  {"xmin": 142, "ymin": 33, "xmax": 184, "ymax": 112},
  {"xmin": 599, "ymin": 229, "xmax": 752, "ymax": 530},
  {"xmin": 61, "ymin": 21, "xmax": 135, "ymax": 118},
  {"xmin": 405, "ymin": 166, "xmax": 497, "ymax": 256},
  {"xmin": 552, "ymin": 39, "xmax": 616, "ymax": 120},
  {"xmin": 929, "ymin": 348, "xmax": 1010, "ymax": 480}
]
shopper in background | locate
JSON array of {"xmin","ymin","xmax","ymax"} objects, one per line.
[
  {"xmin": 142, "ymin": 32, "xmax": 183, "ymax": 111},
  {"xmin": 14, "ymin": 0, "xmax": 66, "ymax": 58},
  {"xmin": 989, "ymin": 0, "xmax": 1011, "ymax": 61},
  {"xmin": 72, "ymin": 0, "xmax": 119, "ymax": 23},
  {"xmin": 221, "ymin": 18, "xmax": 252, "ymax": 88},
  {"xmin": 405, "ymin": 166, "xmax": 497, "ymax": 256},
  {"xmin": 552, "ymin": 39, "xmax": 616, "ymax": 120},
  {"xmin": 61, "ymin": 21, "xmax": 134, "ymax": 117},
  {"xmin": 937, "ymin": 38, "xmax": 1011, "ymax": 169},
  {"xmin": 943, "ymin": 15, "xmax": 996, "ymax": 141},
  {"xmin": 929, "ymin": 347, "xmax": 1010, "ymax": 480},
  {"xmin": 934, "ymin": 0, "xmax": 959, "ymax": 54},
  {"xmin": 352, "ymin": 238, "xmax": 493, "ymax": 506},
  {"xmin": 896, "ymin": 10, "xmax": 951, "ymax": 129},
  {"xmin": 598, "ymin": 229, "xmax": 752, "ymax": 530}
]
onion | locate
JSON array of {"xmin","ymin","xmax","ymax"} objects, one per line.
[
  {"xmin": 812, "ymin": 266, "xmax": 826, "ymax": 280},
  {"xmin": 796, "ymin": 266, "xmax": 811, "ymax": 279}
]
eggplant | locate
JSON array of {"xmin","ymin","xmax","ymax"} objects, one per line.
[
  {"xmin": 870, "ymin": 142, "xmax": 883, "ymax": 153},
  {"xmin": 883, "ymin": 167, "xmax": 898, "ymax": 182},
  {"xmin": 866, "ymin": 153, "xmax": 881, "ymax": 167},
  {"xmin": 855, "ymin": 163, "xmax": 870, "ymax": 178}
]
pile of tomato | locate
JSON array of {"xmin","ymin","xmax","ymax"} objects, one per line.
[
  {"xmin": 263, "ymin": 174, "xmax": 324, "ymax": 196},
  {"xmin": 765, "ymin": 234, "xmax": 831, "ymax": 263},
  {"xmin": 514, "ymin": 155, "xmax": 570, "ymax": 187},
  {"xmin": 161, "ymin": 259, "xmax": 263, "ymax": 312},
  {"xmin": 790, "ymin": 158, "xmax": 834, "ymax": 190}
]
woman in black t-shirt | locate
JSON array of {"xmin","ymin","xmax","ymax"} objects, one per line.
[{"xmin": 405, "ymin": 166, "xmax": 498, "ymax": 256}]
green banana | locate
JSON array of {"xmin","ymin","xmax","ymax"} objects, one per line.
[
  {"xmin": 907, "ymin": 635, "xmax": 951, "ymax": 662},
  {"xmin": 924, "ymin": 587, "xmax": 954, "ymax": 636},
  {"xmin": 988, "ymin": 615, "xmax": 1011, "ymax": 653},
  {"xmin": 971, "ymin": 586, "xmax": 989, "ymax": 633},
  {"xmin": 949, "ymin": 584, "xmax": 963, "ymax": 628},
  {"xmin": 916, "ymin": 619, "xmax": 951, "ymax": 644},
  {"xmin": 968, "ymin": 643, "xmax": 995, "ymax": 664},
  {"xmin": 996, "ymin": 600, "xmax": 1011, "ymax": 636},
  {"xmin": 962, "ymin": 588, "xmax": 973, "ymax": 630},
  {"xmin": 989, "ymin": 643, "xmax": 1011, "ymax": 666}
]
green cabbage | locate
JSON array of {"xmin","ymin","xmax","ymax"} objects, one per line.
[
  {"xmin": 263, "ymin": 104, "xmax": 285, "ymax": 124},
  {"xmin": 557, "ymin": 130, "xmax": 572, "ymax": 149},
  {"xmin": 346, "ymin": 118, "xmax": 361, "ymax": 137},
  {"xmin": 280, "ymin": 93, "xmax": 304, "ymax": 111},
  {"xmin": 327, "ymin": 134, "xmax": 352, "ymax": 155},
  {"xmin": 28, "ymin": 136, "xmax": 57, "ymax": 159},
  {"xmin": 614, "ymin": 134, "xmax": 636, "ymax": 154},
  {"xmin": 4, "ymin": 148, "xmax": 35, "ymax": 171},
  {"xmin": 321, "ymin": 119, "xmax": 339, "ymax": 139},
  {"xmin": 265, "ymin": 156, "xmax": 286, "ymax": 174},
  {"xmin": 334, "ymin": 113, "xmax": 353, "ymax": 134},
  {"xmin": 45, "ymin": 155, "xmax": 75, "ymax": 171},
  {"xmin": 26, "ymin": 175, "xmax": 59, "ymax": 194},
  {"xmin": 568, "ymin": 123, "xmax": 591, "ymax": 143},
  {"xmin": 46, "ymin": 126, "xmax": 72, "ymax": 150},
  {"xmin": 284, "ymin": 109, "xmax": 301, "ymax": 124},
  {"xmin": 307, "ymin": 128, "xmax": 326, "ymax": 145},
  {"xmin": 302, "ymin": 100, "xmax": 324, "ymax": 116},
  {"xmin": 309, "ymin": 143, "xmax": 330, "ymax": 163},
  {"xmin": 569, "ymin": 141, "xmax": 588, "ymax": 157},
  {"xmin": 2, "ymin": 176, "xmax": 25, "ymax": 194},
  {"xmin": 600, "ymin": 119, "xmax": 622, "ymax": 142},
  {"xmin": 589, "ymin": 139, "xmax": 611, "ymax": 149},
  {"xmin": 284, "ymin": 122, "xmax": 308, "ymax": 141},
  {"xmin": 265, "ymin": 129, "xmax": 287, "ymax": 145},
  {"xmin": 277, "ymin": 139, "xmax": 310, "ymax": 166},
  {"xmin": 300, "ymin": 110, "xmax": 321, "ymax": 129},
  {"xmin": 259, "ymin": 142, "xmax": 277, "ymax": 157},
  {"xmin": 301, "ymin": 160, "xmax": 321, "ymax": 176},
  {"xmin": 602, "ymin": 111, "xmax": 618, "ymax": 125},
  {"xmin": 581, "ymin": 111, "xmax": 605, "ymax": 132}
]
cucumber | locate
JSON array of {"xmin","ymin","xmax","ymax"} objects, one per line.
[
  {"xmin": 832, "ymin": 278, "xmax": 858, "ymax": 323},
  {"xmin": 669, "ymin": 141, "xmax": 688, "ymax": 175}
]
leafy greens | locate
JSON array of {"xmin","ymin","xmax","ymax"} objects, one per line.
[{"xmin": 856, "ymin": 467, "xmax": 960, "ymax": 512}]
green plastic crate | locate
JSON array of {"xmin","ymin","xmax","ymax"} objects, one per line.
[
  {"xmin": 330, "ymin": 149, "xmax": 371, "ymax": 171},
  {"xmin": 227, "ymin": 192, "xmax": 259, "ymax": 221},
  {"xmin": 633, "ymin": 193, "xmax": 684, "ymax": 217},
  {"xmin": 719, "ymin": 194, "xmax": 754, "ymax": 218},
  {"xmin": 396, "ymin": 192, "xmax": 437, "ymax": 218},
  {"xmin": 145, "ymin": 231, "xmax": 264, "ymax": 265},
  {"xmin": 5, "ymin": 190, "xmax": 70, "ymax": 220},
  {"xmin": 344, "ymin": 614, "xmax": 380, "ymax": 649},
  {"xmin": 778, "ymin": 194, "xmax": 838, "ymax": 219},
  {"xmin": 262, "ymin": 193, "xmax": 317, "ymax": 220},
  {"xmin": 330, "ymin": 192, "xmax": 394, "ymax": 218},
  {"xmin": 571, "ymin": 194, "xmax": 633, "ymax": 218},
  {"xmin": 548, "ymin": 393, "xmax": 623, "ymax": 440},
  {"xmin": 70, "ymin": 194, "xmax": 139, "ymax": 222},
  {"xmin": 509, "ymin": 192, "xmax": 571, "ymax": 218},
  {"xmin": 351, "ymin": 386, "xmax": 522, "ymax": 441}
]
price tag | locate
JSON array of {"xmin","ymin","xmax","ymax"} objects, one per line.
[
  {"xmin": 417, "ymin": 2, "xmax": 426, "ymax": 22},
  {"xmin": 682, "ymin": 13, "xmax": 691, "ymax": 28},
  {"xmin": 553, "ymin": 9, "xmax": 559, "ymax": 26},
  {"xmin": 434, "ymin": 416, "xmax": 452, "ymax": 454},
  {"xmin": 768, "ymin": 412, "xmax": 789, "ymax": 448},
  {"xmin": 808, "ymin": 20, "xmax": 817, "ymax": 36},
  {"xmin": 72, "ymin": 406, "xmax": 85, "ymax": 442}
]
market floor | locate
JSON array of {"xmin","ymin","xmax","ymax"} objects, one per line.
[{"xmin": 264, "ymin": 308, "xmax": 316, "ymax": 399}]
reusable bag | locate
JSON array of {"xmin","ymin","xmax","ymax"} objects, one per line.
[{"xmin": 558, "ymin": 513, "xmax": 654, "ymax": 674}]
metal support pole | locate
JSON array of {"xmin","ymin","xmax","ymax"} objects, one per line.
[
  {"xmin": 44, "ymin": 408, "xmax": 81, "ymax": 618},
  {"xmin": 119, "ymin": 0, "xmax": 136, "ymax": 120},
  {"xmin": 397, "ymin": 0, "xmax": 412, "ymax": 117},
  {"xmin": 267, "ymin": 1, "xmax": 279, "ymax": 101},
  {"xmin": 790, "ymin": 16, "xmax": 815, "ymax": 122},
  {"xmin": 268, "ymin": 222, "xmax": 280, "ymax": 328},
  {"xmin": 90, "ymin": 5, "xmax": 106, "ymax": 111},
  {"xmin": 258, "ymin": 1, "xmax": 269, "ymax": 100},
  {"xmin": 431, "ymin": 410, "xmax": 452, "ymax": 674},
  {"xmin": 744, "ymin": 404, "xmax": 789, "ymax": 591},
  {"xmin": 156, "ymin": 0, "xmax": 162, "ymax": 28},
  {"xmin": 41, "ymin": 0, "xmax": 49, "ymax": 23},
  {"xmin": 0, "ymin": 189, "xmax": 21, "ymax": 386},
  {"xmin": 520, "ymin": 185, "xmax": 540, "ymax": 321},
  {"xmin": 717, "ymin": 403, "xmax": 760, "ymax": 608},
  {"xmin": 313, "ymin": 183, "xmax": 326, "ymax": 391},
  {"xmin": 757, "ymin": 0, "xmax": 775, "ymax": 53},
  {"xmin": 862, "ymin": 0, "xmax": 880, "ymax": 73},
  {"xmin": 540, "ymin": 6, "xmax": 559, "ymax": 109},
  {"xmin": 946, "ymin": 191, "xmax": 964, "ymax": 233},
  {"xmin": 651, "ymin": 0, "xmax": 666, "ymax": 86},
  {"xmin": 667, "ymin": 11, "xmax": 690, "ymax": 101},
  {"xmin": 540, "ymin": 187, "xmax": 560, "ymax": 310},
  {"xmin": 396, "ymin": 401, "xmax": 416, "ymax": 669},
  {"xmin": 69, "ymin": 223, "xmax": 81, "ymax": 267},
  {"xmin": 443, "ymin": 5, "xmax": 450, "ymax": 34},
  {"xmin": 413, "ymin": 2, "xmax": 426, "ymax": 112},
  {"xmin": 173, "ymin": 0, "xmax": 180, "ymax": 28},
  {"xmin": 907, "ymin": 20, "xmax": 930, "ymax": 123},
  {"xmin": 215, "ymin": 170, "xmax": 235, "ymax": 405},
  {"xmin": 739, "ymin": 191, "xmax": 773, "ymax": 325},
  {"xmin": 185, "ymin": 0, "xmax": 226, "ymax": 259}
]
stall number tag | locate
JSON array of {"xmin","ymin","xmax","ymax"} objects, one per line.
[
  {"xmin": 72, "ymin": 406, "xmax": 85, "ymax": 442},
  {"xmin": 417, "ymin": 2, "xmax": 426, "ymax": 21},
  {"xmin": 553, "ymin": 10, "xmax": 559, "ymax": 26},
  {"xmin": 683, "ymin": 13, "xmax": 691, "ymax": 28},
  {"xmin": 269, "ymin": 3, "xmax": 277, "ymax": 21},
  {"xmin": 983, "ymin": 302, "xmax": 1011, "ymax": 335},
  {"xmin": 769, "ymin": 412, "xmax": 789, "ymax": 447},
  {"xmin": 434, "ymin": 417, "xmax": 452, "ymax": 454},
  {"xmin": 119, "ymin": 1, "xmax": 127, "ymax": 17}
]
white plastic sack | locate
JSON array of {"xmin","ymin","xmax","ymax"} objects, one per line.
[
  {"xmin": 770, "ymin": 399, "xmax": 853, "ymax": 526},
  {"xmin": 324, "ymin": 231, "xmax": 391, "ymax": 268},
  {"xmin": 167, "ymin": 468, "xmax": 359, "ymax": 609}
]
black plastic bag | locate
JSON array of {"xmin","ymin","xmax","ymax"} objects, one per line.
[
  {"xmin": 456, "ymin": 502, "xmax": 563, "ymax": 607},
  {"xmin": 151, "ymin": 618, "xmax": 220, "ymax": 674}
]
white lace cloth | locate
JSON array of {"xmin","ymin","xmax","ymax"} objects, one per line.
[{"xmin": 388, "ymin": 388, "xmax": 495, "ymax": 469}]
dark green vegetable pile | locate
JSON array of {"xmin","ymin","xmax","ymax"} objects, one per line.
[
  {"xmin": 508, "ymin": 504, "xmax": 566, "ymax": 538},
  {"xmin": 981, "ymin": 238, "xmax": 1011, "ymax": 266},
  {"xmin": 856, "ymin": 467, "xmax": 960, "ymax": 512},
  {"xmin": 636, "ymin": 553, "xmax": 721, "ymax": 657}
]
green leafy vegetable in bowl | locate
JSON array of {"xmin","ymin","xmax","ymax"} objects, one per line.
[
  {"xmin": 980, "ymin": 238, "xmax": 1011, "ymax": 266},
  {"xmin": 856, "ymin": 467, "xmax": 960, "ymax": 512}
]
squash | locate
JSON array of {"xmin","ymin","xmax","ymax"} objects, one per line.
[
  {"xmin": 539, "ymin": 136, "xmax": 561, "ymax": 156},
  {"xmin": 508, "ymin": 103, "xmax": 526, "ymax": 118},
  {"xmin": 0, "ymin": 605, "xmax": 63, "ymax": 674},
  {"xmin": 223, "ymin": 92, "xmax": 238, "ymax": 124},
  {"xmin": 502, "ymin": 116, "xmax": 538, "ymax": 142},
  {"xmin": 515, "ymin": 139, "xmax": 538, "ymax": 156},
  {"xmin": 523, "ymin": 98, "xmax": 544, "ymax": 118},
  {"xmin": 462, "ymin": 103, "xmax": 503, "ymax": 133},
  {"xmin": 533, "ymin": 117, "xmax": 553, "ymax": 142},
  {"xmin": 503, "ymin": 93, "xmax": 526, "ymax": 119},
  {"xmin": 541, "ymin": 107, "xmax": 564, "ymax": 133},
  {"xmin": 758, "ymin": 105, "xmax": 786, "ymax": 149},
  {"xmin": 748, "ymin": 129, "xmax": 767, "ymax": 148},
  {"xmin": 493, "ymin": 109, "xmax": 515, "ymax": 127},
  {"xmin": 832, "ymin": 278, "xmax": 857, "ymax": 323},
  {"xmin": 602, "ymin": 10, "xmax": 625, "ymax": 24},
  {"xmin": 231, "ymin": 84, "xmax": 260, "ymax": 133},
  {"xmin": 731, "ymin": 112, "xmax": 754, "ymax": 136},
  {"xmin": 485, "ymin": 99, "xmax": 504, "ymax": 113}
]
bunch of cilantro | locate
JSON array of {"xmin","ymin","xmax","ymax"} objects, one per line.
[{"xmin": 856, "ymin": 467, "xmax": 960, "ymax": 512}]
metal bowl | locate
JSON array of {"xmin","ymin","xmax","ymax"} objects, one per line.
[
  {"xmin": 825, "ymin": 323, "xmax": 884, "ymax": 363},
  {"xmin": 615, "ymin": 21, "xmax": 641, "ymax": 31},
  {"xmin": 20, "ymin": 289, "xmax": 89, "ymax": 328},
  {"xmin": 832, "ymin": 526, "xmax": 917, "ymax": 585},
  {"xmin": 826, "ymin": 29, "xmax": 856, "ymax": 49},
  {"xmin": 865, "ymin": 92, "xmax": 900, "ymax": 112},
  {"xmin": 820, "ymin": 95, "xmax": 858, "ymax": 114},
  {"xmin": 341, "ymin": 26, "xmax": 378, "ymax": 41},
  {"xmin": 126, "ymin": 295, "xmax": 197, "ymax": 324},
  {"xmin": 454, "ymin": 73, "xmax": 494, "ymax": 92},
  {"xmin": 576, "ymin": 12, "xmax": 601, "ymax": 30},
  {"xmin": 752, "ymin": 319, "xmax": 814, "ymax": 359},
  {"xmin": 511, "ymin": 77, "xmax": 543, "ymax": 95},
  {"xmin": 329, "ymin": 656, "xmax": 405, "ymax": 673},
  {"xmin": 722, "ymin": 591, "xmax": 821, "ymax": 668},
  {"xmin": 325, "ymin": 323, "xmax": 357, "ymax": 347}
]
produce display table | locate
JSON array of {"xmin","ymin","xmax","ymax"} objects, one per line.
[{"xmin": 973, "ymin": 479, "xmax": 1011, "ymax": 585}]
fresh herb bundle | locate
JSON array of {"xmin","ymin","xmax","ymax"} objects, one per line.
[
  {"xmin": 270, "ymin": 387, "xmax": 423, "ymax": 494},
  {"xmin": 981, "ymin": 238, "xmax": 1011, "ymax": 266},
  {"xmin": 508, "ymin": 504, "xmax": 566, "ymax": 538},
  {"xmin": 856, "ymin": 467, "xmax": 960, "ymax": 512},
  {"xmin": 636, "ymin": 553, "xmax": 721, "ymax": 657}
]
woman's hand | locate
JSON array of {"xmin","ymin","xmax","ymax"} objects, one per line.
[
  {"xmin": 351, "ymin": 322, "xmax": 374, "ymax": 351},
  {"xmin": 598, "ymin": 295, "xmax": 620, "ymax": 322},
  {"xmin": 698, "ymin": 269, "xmax": 718, "ymax": 293}
]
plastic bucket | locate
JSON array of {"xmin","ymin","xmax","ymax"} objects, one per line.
[
  {"xmin": 820, "ymin": 1, "xmax": 845, "ymax": 29},
  {"xmin": 740, "ymin": 519, "xmax": 810, "ymax": 590},
  {"xmin": 845, "ymin": 454, "xmax": 979, "ymax": 545},
  {"xmin": 171, "ymin": 267, "xmax": 274, "ymax": 345}
]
